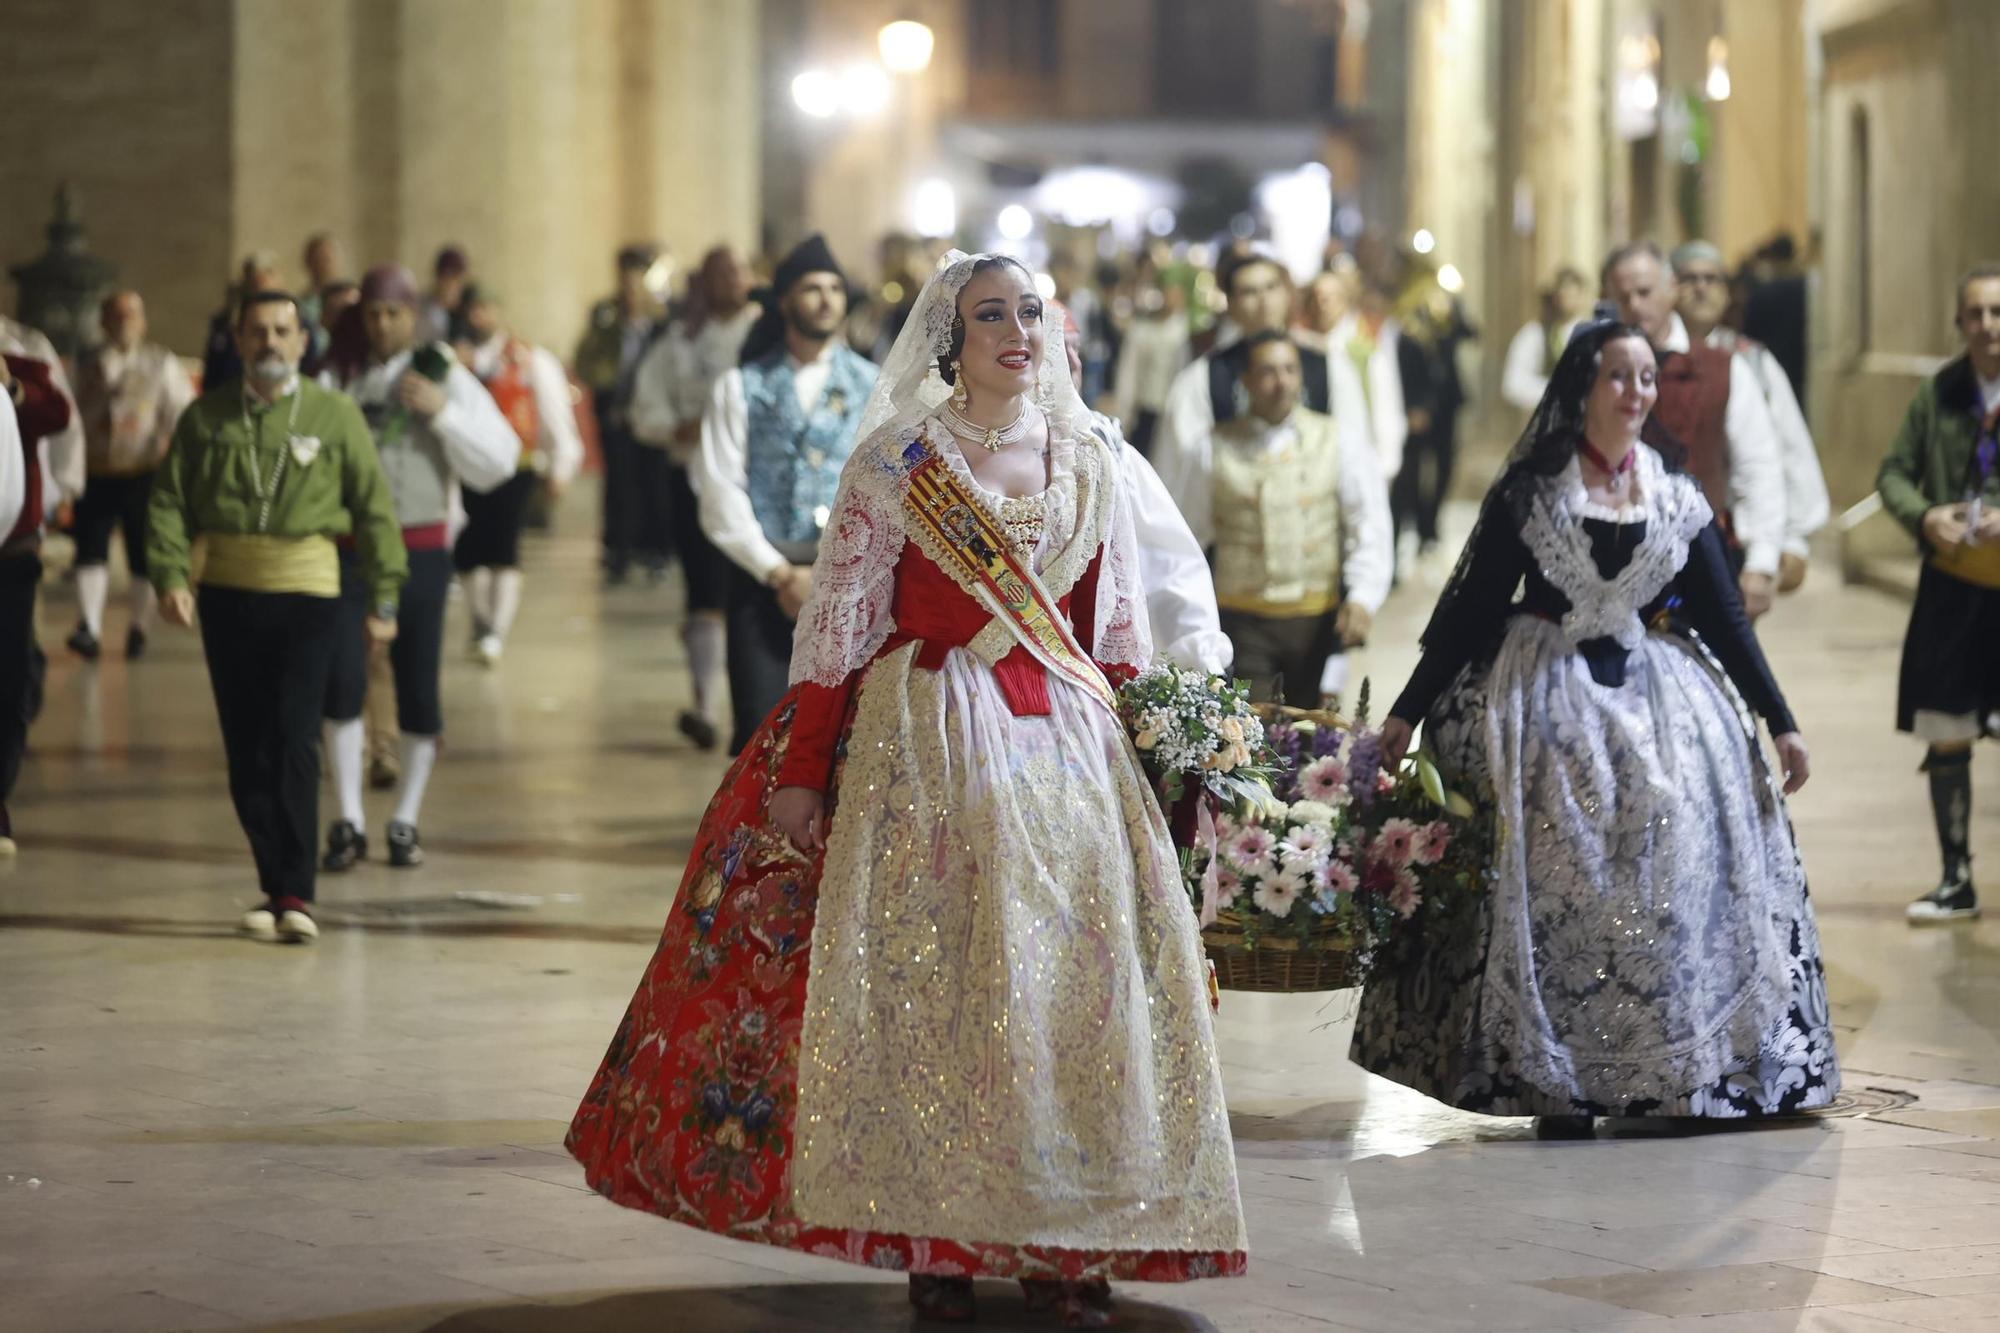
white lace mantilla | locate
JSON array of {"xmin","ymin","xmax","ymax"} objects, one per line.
[
  {"xmin": 788, "ymin": 416, "xmax": 1152, "ymax": 688},
  {"xmin": 1518, "ymin": 448, "xmax": 1711, "ymax": 651}
]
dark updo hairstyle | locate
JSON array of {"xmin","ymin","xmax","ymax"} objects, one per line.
[{"xmin": 936, "ymin": 255, "xmax": 1035, "ymax": 386}]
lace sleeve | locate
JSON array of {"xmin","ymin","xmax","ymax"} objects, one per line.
[
  {"xmin": 789, "ymin": 436, "xmax": 907, "ymax": 687},
  {"xmin": 1088, "ymin": 436, "xmax": 1157, "ymax": 675}
]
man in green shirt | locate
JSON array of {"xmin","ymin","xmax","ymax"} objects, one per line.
[
  {"xmin": 150, "ymin": 291, "xmax": 407, "ymax": 943},
  {"xmin": 1879, "ymin": 264, "xmax": 2000, "ymax": 924}
]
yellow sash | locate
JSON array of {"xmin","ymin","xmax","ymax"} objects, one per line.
[
  {"xmin": 899, "ymin": 444, "xmax": 1118, "ymax": 715},
  {"xmin": 197, "ymin": 533, "xmax": 340, "ymax": 597},
  {"xmin": 1931, "ymin": 539, "xmax": 2000, "ymax": 590}
]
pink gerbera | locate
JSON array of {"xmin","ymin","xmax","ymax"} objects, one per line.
[
  {"xmin": 1227, "ymin": 823, "xmax": 1277, "ymax": 867},
  {"xmin": 1296, "ymin": 756, "xmax": 1349, "ymax": 804},
  {"xmin": 1413, "ymin": 820, "xmax": 1454, "ymax": 866},
  {"xmin": 1389, "ymin": 868, "xmax": 1422, "ymax": 918},
  {"xmin": 1372, "ymin": 818, "xmax": 1419, "ymax": 869}
]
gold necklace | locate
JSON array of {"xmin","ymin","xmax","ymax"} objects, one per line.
[{"xmin": 942, "ymin": 400, "xmax": 1032, "ymax": 452}]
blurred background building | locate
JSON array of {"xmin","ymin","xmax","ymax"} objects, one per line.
[{"xmin": 4, "ymin": 0, "xmax": 1996, "ymax": 508}]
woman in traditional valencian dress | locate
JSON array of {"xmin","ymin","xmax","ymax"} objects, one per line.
[
  {"xmin": 568, "ymin": 252, "xmax": 1247, "ymax": 1325},
  {"xmin": 1353, "ymin": 317, "xmax": 1840, "ymax": 1138}
]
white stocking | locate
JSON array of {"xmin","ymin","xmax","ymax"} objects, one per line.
[
  {"xmin": 490, "ymin": 569, "xmax": 524, "ymax": 643},
  {"xmin": 393, "ymin": 735, "xmax": 439, "ymax": 828},
  {"xmin": 327, "ymin": 718, "xmax": 367, "ymax": 832},
  {"xmin": 76, "ymin": 565, "xmax": 109, "ymax": 638}
]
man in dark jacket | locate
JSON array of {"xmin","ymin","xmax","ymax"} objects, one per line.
[{"xmin": 1881, "ymin": 264, "xmax": 2000, "ymax": 923}]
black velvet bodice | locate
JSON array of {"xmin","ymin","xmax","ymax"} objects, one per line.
[{"xmin": 1394, "ymin": 510, "xmax": 1796, "ymax": 735}]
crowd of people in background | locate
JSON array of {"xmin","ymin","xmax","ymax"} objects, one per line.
[{"xmin": 5, "ymin": 211, "xmax": 1991, "ymax": 933}]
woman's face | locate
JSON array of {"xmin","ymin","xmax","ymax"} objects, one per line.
[
  {"xmin": 955, "ymin": 265, "xmax": 1044, "ymax": 407},
  {"xmin": 1585, "ymin": 334, "xmax": 1658, "ymax": 443}
]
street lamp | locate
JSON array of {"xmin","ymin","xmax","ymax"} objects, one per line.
[
  {"xmin": 792, "ymin": 69, "xmax": 841, "ymax": 118},
  {"xmin": 878, "ymin": 19, "xmax": 935, "ymax": 74}
]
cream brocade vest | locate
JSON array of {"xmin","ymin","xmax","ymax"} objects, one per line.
[{"xmin": 1211, "ymin": 408, "xmax": 1344, "ymax": 617}]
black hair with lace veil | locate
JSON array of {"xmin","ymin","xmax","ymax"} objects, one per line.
[{"xmin": 1419, "ymin": 311, "xmax": 1683, "ymax": 652}]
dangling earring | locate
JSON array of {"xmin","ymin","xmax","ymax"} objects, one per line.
[{"xmin": 950, "ymin": 362, "xmax": 969, "ymax": 411}]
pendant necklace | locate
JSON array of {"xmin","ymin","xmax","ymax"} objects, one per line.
[
  {"xmin": 242, "ymin": 388, "xmax": 303, "ymax": 533},
  {"xmin": 942, "ymin": 399, "xmax": 1033, "ymax": 452}
]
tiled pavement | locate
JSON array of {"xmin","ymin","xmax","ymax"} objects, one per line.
[{"xmin": 5, "ymin": 496, "xmax": 2000, "ymax": 1333}]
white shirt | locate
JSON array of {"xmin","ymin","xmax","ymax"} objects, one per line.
[
  {"xmin": 693, "ymin": 344, "xmax": 844, "ymax": 583},
  {"xmin": 469, "ymin": 334, "xmax": 586, "ymax": 486},
  {"xmin": 1661, "ymin": 314, "xmax": 1785, "ymax": 576},
  {"xmin": 323, "ymin": 345, "xmax": 521, "ymax": 500},
  {"xmin": 1500, "ymin": 317, "xmax": 1580, "ymax": 411},
  {"xmin": 0, "ymin": 383, "xmax": 24, "ymax": 540},
  {"xmin": 630, "ymin": 305, "xmax": 760, "ymax": 461},
  {"xmin": 1110, "ymin": 315, "xmax": 1191, "ymax": 424},
  {"xmin": 1157, "ymin": 405, "xmax": 1394, "ymax": 616},
  {"xmin": 1089, "ymin": 413, "xmax": 1232, "ymax": 674},
  {"xmin": 0, "ymin": 316, "xmax": 84, "ymax": 507},
  {"xmin": 1978, "ymin": 372, "xmax": 2000, "ymax": 413},
  {"xmin": 1705, "ymin": 325, "xmax": 1829, "ymax": 559},
  {"xmin": 1325, "ymin": 313, "xmax": 1409, "ymax": 480}
]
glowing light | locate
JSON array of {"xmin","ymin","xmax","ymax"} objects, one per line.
[
  {"xmin": 1412, "ymin": 229, "xmax": 1436, "ymax": 255},
  {"xmin": 1438, "ymin": 263, "xmax": 1465, "ymax": 293},
  {"xmin": 1033, "ymin": 272, "xmax": 1058, "ymax": 301},
  {"xmin": 878, "ymin": 19, "xmax": 935, "ymax": 74},
  {"xmin": 997, "ymin": 204, "xmax": 1034, "ymax": 241},
  {"xmin": 1256, "ymin": 163, "xmax": 1334, "ymax": 284},
  {"xmin": 1147, "ymin": 207, "xmax": 1177, "ymax": 237},
  {"xmin": 838, "ymin": 63, "xmax": 891, "ymax": 117},
  {"xmin": 791, "ymin": 69, "xmax": 840, "ymax": 119},
  {"xmin": 911, "ymin": 178, "xmax": 957, "ymax": 238},
  {"xmin": 1705, "ymin": 38, "xmax": 1731, "ymax": 101}
]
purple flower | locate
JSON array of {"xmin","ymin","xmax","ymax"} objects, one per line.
[{"xmin": 1347, "ymin": 730, "xmax": 1382, "ymax": 809}]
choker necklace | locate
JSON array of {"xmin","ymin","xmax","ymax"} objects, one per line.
[
  {"xmin": 1578, "ymin": 439, "xmax": 1636, "ymax": 477},
  {"xmin": 942, "ymin": 399, "xmax": 1033, "ymax": 452}
]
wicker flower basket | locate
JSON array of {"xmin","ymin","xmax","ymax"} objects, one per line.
[{"xmin": 1202, "ymin": 910, "xmax": 1365, "ymax": 993}]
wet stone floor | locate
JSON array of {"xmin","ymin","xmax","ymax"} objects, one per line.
[{"xmin": 5, "ymin": 494, "xmax": 2000, "ymax": 1333}]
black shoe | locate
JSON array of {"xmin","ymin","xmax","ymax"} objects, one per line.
[
  {"xmin": 369, "ymin": 758, "xmax": 400, "ymax": 791},
  {"xmin": 1908, "ymin": 878, "xmax": 1979, "ymax": 924},
  {"xmin": 65, "ymin": 625, "xmax": 101, "ymax": 661},
  {"xmin": 387, "ymin": 821, "xmax": 424, "ymax": 868},
  {"xmin": 321, "ymin": 820, "xmax": 367, "ymax": 872},
  {"xmin": 677, "ymin": 710, "xmax": 719, "ymax": 752},
  {"xmin": 1535, "ymin": 1115, "xmax": 1596, "ymax": 1140},
  {"xmin": 125, "ymin": 626, "xmax": 147, "ymax": 660}
]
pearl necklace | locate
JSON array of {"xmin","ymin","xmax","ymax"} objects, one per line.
[{"xmin": 942, "ymin": 399, "xmax": 1033, "ymax": 452}]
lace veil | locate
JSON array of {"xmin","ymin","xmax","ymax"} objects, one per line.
[
  {"xmin": 1420, "ymin": 309, "xmax": 1682, "ymax": 651},
  {"xmin": 790, "ymin": 250, "xmax": 1148, "ymax": 687}
]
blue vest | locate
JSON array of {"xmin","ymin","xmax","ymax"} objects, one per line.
[{"xmin": 742, "ymin": 345, "xmax": 877, "ymax": 546}]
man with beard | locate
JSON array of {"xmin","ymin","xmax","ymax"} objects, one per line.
[
  {"xmin": 1154, "ymin": 250, "xmax": 1337, "ymax": 510},
  {"xmin": 1881, "ymin": 264, "xmax": 2000, "ymax": 923},
  {"xmin": 317, "ymin": 265, "xmax": 517, "ymax": 873},
  {"xmin": 690, "ymin": 234, "xmax": 875, "ymax": 753},
  {"xmin": 147, "ymin": 292, "xmax": 405, "ymax": 939}
]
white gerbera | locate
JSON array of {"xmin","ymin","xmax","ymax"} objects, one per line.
[{"xmin": 1287, "ymin": 799, "xmax": 1338, "ymax": 828}]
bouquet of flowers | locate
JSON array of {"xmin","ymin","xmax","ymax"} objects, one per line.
[
  {"xmin": 1118, "ymin": 663, "xmax": 1278, "ymax": 810},
  {"xmin": 1204, "ymin": 684, "xmax": 1492, "ymax": 989}
]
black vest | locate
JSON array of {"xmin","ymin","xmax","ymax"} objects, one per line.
[{"xmin": 1207, "ymin": 338, "xmax": 1331, "ymax": 423}]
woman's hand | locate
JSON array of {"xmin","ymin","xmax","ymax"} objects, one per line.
[
  {"xmin": 1772, "ymin": 732, "xmax": 1811, "ymax": 795},
  {"xmin": 769, "ymin": 785, "xmax": 827, "ymax": 853},
  {"xmin": 1380, "ymin": 716, "xmax": 1415, "ymax": 770}
]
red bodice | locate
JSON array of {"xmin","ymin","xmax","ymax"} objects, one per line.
[{"xmin": 777, "ymin": 539, "xmax": 1113, "ymax": 792}]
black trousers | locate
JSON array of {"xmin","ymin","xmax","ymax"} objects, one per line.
[
  {"xmin": 73, "ymin": 472, "xmax": 154, "ymax": 575},
  {"xmin": 600, "ymin": 422, "xmax": 671, "ymax": 575},
  {"xmin": 455, "ymin": 471, "xmax": 536, "ymax": 571},
  {"xmin": 0, "ymin": 554, "xmax": 41, "ymax": 812},
  {"xmin": 1391, "ymin": 410, "xmax": 1461, "ymax": 546},
  {"xmin": 724, "ymin": 562, "xmax": 796, "ymax": 754},
  {"xmin": 325, "ymin": 547, "xmax": 451, "ymax": 735},
  {"xmin": 665, "ymin": 460, "xmax": 728, "ymax": 613},
  {"xmin": 1220, "ymin": 607, "xmax": 1339, "ymax": 708},
  {"xmin": 198, "ymin": 586, "xmax": 341, "ymax": 903}
]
